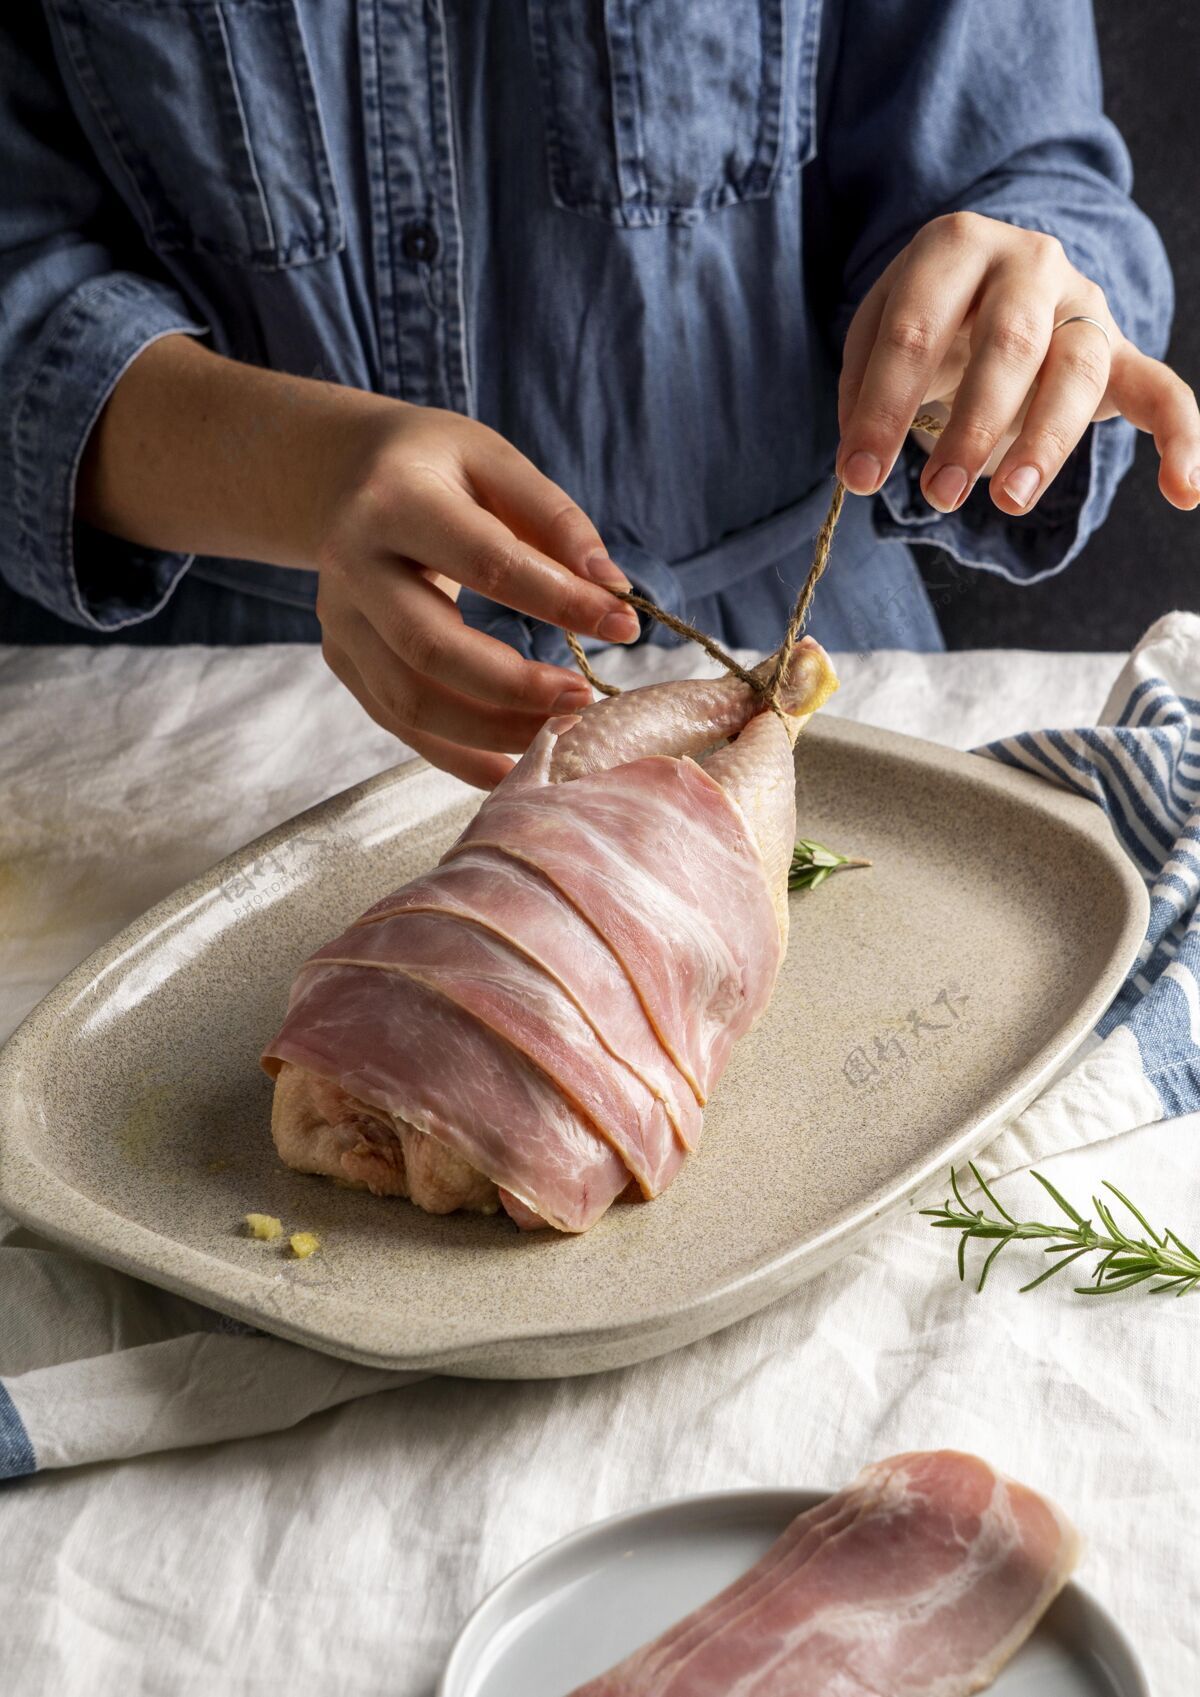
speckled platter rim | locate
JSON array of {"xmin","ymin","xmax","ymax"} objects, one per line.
[
  {"xmin": 0, "ymin": 718, "xmax": 1150, "ymax": 1377},
  {"xmin": 438, "ymin": 1488, "xmax": 1150, "ymax": 1697}
]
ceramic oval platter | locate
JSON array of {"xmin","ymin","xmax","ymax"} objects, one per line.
[
  {"xmin": 0, "ymin": 716, "xmax": 1147, "ymax": 1377},
  {"xmin": 439, "ymin": 1489, "xmax": 1150, "ymax": 1696}
]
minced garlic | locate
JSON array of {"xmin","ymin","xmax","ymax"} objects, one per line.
[
  {"xmin": 289, "ymin": 1231, "xmax": 320, "ymax": 1260},
  {"xmin": 244, "ymin": 1213, "xmax": 283, "ymax": 1241}
]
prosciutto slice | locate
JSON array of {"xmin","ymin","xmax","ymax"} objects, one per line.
[
  {"xmin": 308, "ymin": 912, "xmax": 686, "ymax": 1196},
  {"xmin": 269, "ymin": 964, "xmax": 630, "ymax": 1231},
  {"xmin": 353, "ymin": 846, "xmax": 702, "ymax": 1151},
  {"xmin": 263, "ymin": 638, "xmax": 839, "ymax": 1231},
  {"xmin": 452, "ymin": 753, "xmax": 781, "ymax": 1101},
  {"xmin": 569, "ymin": 1451, "xmax": 1081, "ymax": 1697}
]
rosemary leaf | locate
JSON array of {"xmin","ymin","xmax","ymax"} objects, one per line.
[
  {"xmin": 969, "ymin": 1162, "xmax": 1018, "ymax": 1228},
  {"xmin": 1166, "ymin": 1226, "xmax": 1200, "ymax": 1262},
  {"xmin": 950, "ymin": 1166, "xmax": 973, "ymax": 1217},
  {"xmin": 976, "ymin": 1234, "xmax": 1011, "ymax": 1293},
  {"xmin": 1093, "ymin": 1196, "xmax": 1126, "ymax": 1244},
  {"xmin": 1077, "ymin": 1269, "xmax": 1157, "ymax": 1295},
  {"xmin": 1018, "ymin": 1244, "xmax": 1092, "ymax": 1293},
  {"xmin": 1103, "ymin": 1181, "xmax": 1163, "ymax": 1246},
  {"xmin": 1031, "ymin": 1170, "xmax": 1088, "ymax": 1228}
]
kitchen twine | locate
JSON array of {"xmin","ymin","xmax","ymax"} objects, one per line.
[{"xmin": 566, "ymin": 412, "xmax": 946, "ymax": 715}]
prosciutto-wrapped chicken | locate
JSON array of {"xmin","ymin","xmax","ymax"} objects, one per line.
[
  {"xmin": 569, "ymin": 1451, "xmax": 1081, "ymax": 1696},
  {"xmin": 262, "ymin": 638, "xmax": 838, "ymax": 1231}
]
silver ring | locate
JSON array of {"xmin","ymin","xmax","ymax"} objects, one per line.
[{"xmin": 1052, "ymin": 314, "xmax": 1112, "ymax": 349}]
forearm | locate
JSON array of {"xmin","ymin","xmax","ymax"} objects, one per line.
[{"xmin": 76, "ymin": 334, "xmax": 394, "ymax": 570}]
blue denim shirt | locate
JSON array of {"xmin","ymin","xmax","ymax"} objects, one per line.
[{"xmin": 0, "ymin": 1, "xmax": 1173, "ymax": 655}]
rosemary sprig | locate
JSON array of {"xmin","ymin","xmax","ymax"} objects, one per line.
[
  {"xmin": 921, "ymin": 1164, "xmax": 1200, "ymax": 1297},
  {"xmin": 789, "ymin": 837, "xmax": 872, "ymax": 892}
]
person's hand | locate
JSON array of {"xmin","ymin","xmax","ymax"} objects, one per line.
[
  {"xmin": 74, "ymin": 337, "xmax": 633, "ymax": 782},
  {"xmin": 315, "ymin": 402, "xmax": 638, "ymax": 787},
  {"xmin": 836, "ymin": 210, "xmax": 1200, "ymax": 519}
]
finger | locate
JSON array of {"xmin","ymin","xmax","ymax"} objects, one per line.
[
  {"xmin": 338, "ymin": 610, "xmax": 555, "ymax": 752},
  {"xmin": 989, "ymin": 316, "xmax": 1114, "ymax": 515},
  {"xmin": 322, "ymin": 636, "xmax": 515, "ymax": 788},
  {"xmin": 399, "ymin": 472, "xmax": 640, "ymax": 643},
  {"xmin": 469, "ymin": 440, "xmax": 630, "ymax": 590},
  {"xmin": 332, "ymin": 562, "xmax": 593, "ymax": 713},
  {"xmin": 837, "ymin": 255, "xmax": 901, "ymax": 432},
  {"xmin": 919, "ymin": 278, "xmax": 1056, "ymax": 512},
  {"xmin": 395, "ymin": 726, "xmax": 515, "ymax": 790},
  {"xmin": 1105, "ymin": 345, "xmax": 1200, "ymax": 512},
  {"xmin": 837, "ymin": 216, "xmax": 992, "ymax": 495}
]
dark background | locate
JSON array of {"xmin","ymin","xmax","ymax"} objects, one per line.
[{"xmin": 924, "ymin": 2, "xmax": 1199, "ymax": 649}]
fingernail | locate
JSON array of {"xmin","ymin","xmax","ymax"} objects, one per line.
[
  {"xmin": 1189, "ymin": 468, "xmax": 1200, "ymax": 491},
  {"xmin": 599, "ymin": 609, "xmax": 640, "ymax": 643},
  {"xmin": 583, "ymin": 551, "xmax": 631, "ymax": 590},
  {"xmin": 925, "ymin": 464, "xmax": 969, "ymax": 513},
  {"xmin": 841, "ymin": 451, "xmax": 883, "ymax": 495},
  {"xmin": 1001, "ymin": 464, "xmax": 1041, "ymax": 509},
  {"xmin": 552, "ymin": 685, "xmax": 593, "ymax": 710}
]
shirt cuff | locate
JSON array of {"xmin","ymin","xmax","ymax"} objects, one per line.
[
  {"xmin": 873, "ymin": 412, "xmax": 1135, "ymax": 585},
  {"xmin": 8, "ymin": 271, "xmax": 206, "ymax": 631}
]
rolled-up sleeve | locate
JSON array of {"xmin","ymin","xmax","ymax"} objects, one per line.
[
  {"xmin": 814, "ymin": 0, "xmax": 1174, "ymax": 585},
  {"xmin": 0, "ymin": 8, "xmax": 206, "ymax": 631}
]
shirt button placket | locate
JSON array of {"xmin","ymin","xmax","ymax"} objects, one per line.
[{"xmin": 360, "ymin": 0, "xmax": 471, "ymax": 415}]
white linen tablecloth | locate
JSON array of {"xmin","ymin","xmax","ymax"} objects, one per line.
[{"xmin": 2, "ymin": 642, "xmax": 1197, "ymax": 1696}]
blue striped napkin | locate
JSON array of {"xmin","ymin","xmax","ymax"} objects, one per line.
[{"xmin": 976, "ymin": 612, "xmax": 1200, "ymax": 1177}]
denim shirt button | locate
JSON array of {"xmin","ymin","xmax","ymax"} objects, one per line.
[{"xmin": 401, "ymin": 221, "xmax": 439, "ymax": 264}]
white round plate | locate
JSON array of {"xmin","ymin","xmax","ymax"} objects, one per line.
[{"xmin": 440, "ymin": 1489, "xmax": 1149, "ymax": 1697}]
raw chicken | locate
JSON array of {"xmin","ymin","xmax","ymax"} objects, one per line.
[
  {"xmin": 262, "ymin": 639, "xmax": 838, "ymax": 1231},
  {"xmin": 570, "ymin": 1451, "xmax": 1081, "ymax": 1696}
]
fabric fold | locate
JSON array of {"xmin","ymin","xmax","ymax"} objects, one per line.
[{"xmin": 976, "ymin": 611, "xmax": 1200, "ymax": 1180}]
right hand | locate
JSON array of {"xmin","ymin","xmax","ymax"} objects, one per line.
[{"xmin": 315, "ymin": 401, "xmax": 639, "ymax": 787}]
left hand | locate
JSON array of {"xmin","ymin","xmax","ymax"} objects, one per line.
[{"xmin": 836, "ymin": 210, "xmax": 1200, "ymax": 516}]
